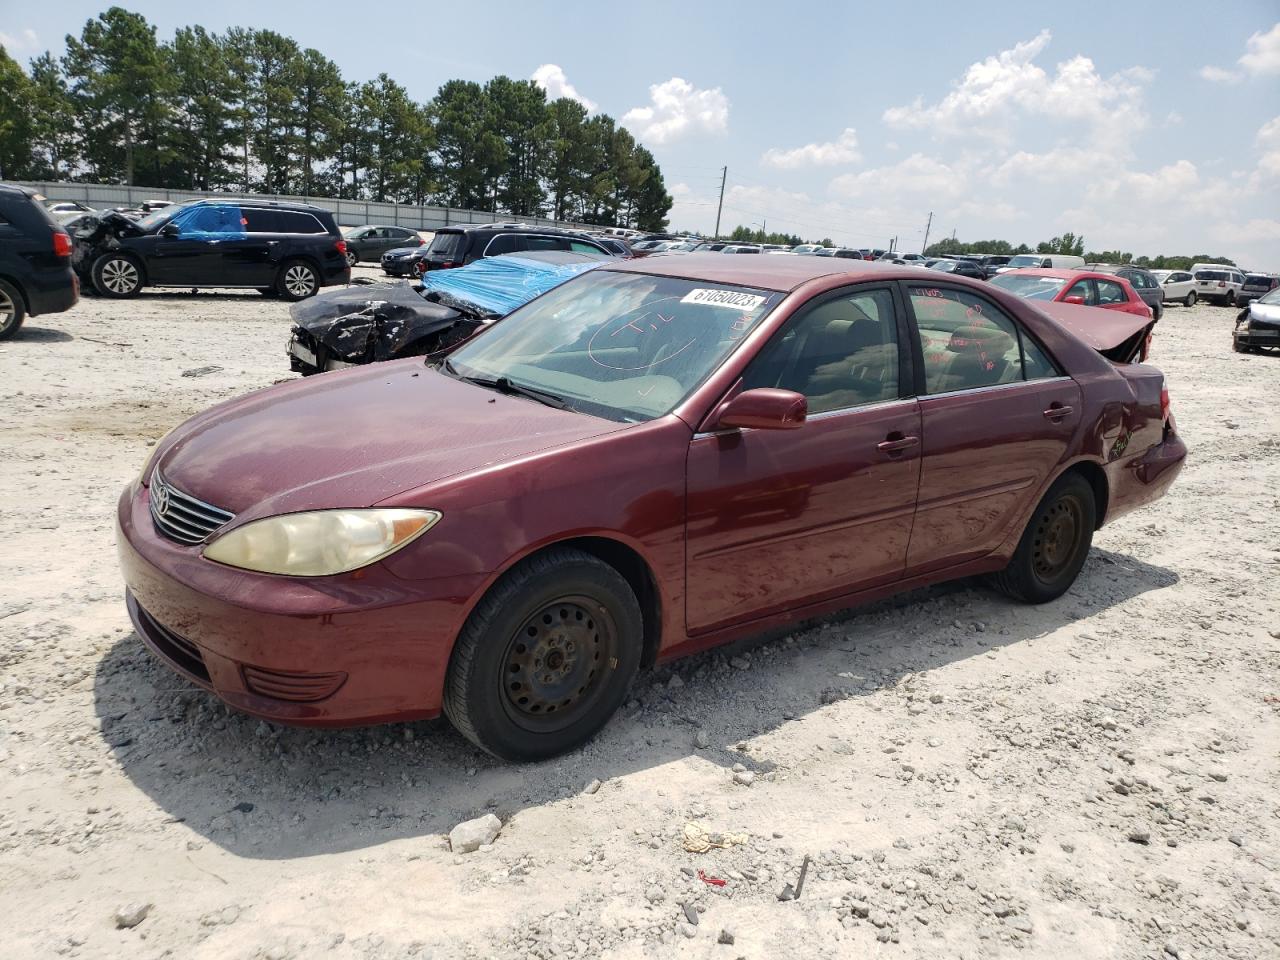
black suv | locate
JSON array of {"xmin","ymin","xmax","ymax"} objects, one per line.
[
  {"xmin": 411, "ymin": 224, "xmax": 616, "ymax": 274},
  {"xmin": 0, "ymin": 184, "xmax": 79, "ymax": 339},
  {"xmin": 74, "ymin": 198, "xmax": 350, "ymax": 301}
]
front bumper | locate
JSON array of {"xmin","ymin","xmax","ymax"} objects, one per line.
[
  {"xmin": 1234, "ymin": 325, "xmax": 1280, "ymax": 346},
  {"xmin": 116, "ymin": 481, "xmax": 481, "ymax": 726}
]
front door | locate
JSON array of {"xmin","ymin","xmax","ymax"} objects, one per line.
[
  {"xmin": 901, "ymin": 283, "xmax": 1081, "ymax": 573},
  {"xmin": 685, "ymin": 284, "xmax": 922, "ymax": 633}
]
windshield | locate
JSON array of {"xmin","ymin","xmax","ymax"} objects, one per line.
[
  {"xmin": 1258, "ymin": 287, "xmax": 1280, "ymax": 305},
  {"xmin": 990, "ymin": 273, "xmax": 1069, "ymax": 300},
  {"xmin": 929, "ymin": 260, "xmax": 958, "ymax": 272},
  {"xmin": 134, "ymin": 203, "xmax": 192, "ymax": 232},
  {"xmin": 1006, "ymin": 255, "xmax": 1045, "ymax": 268},
  {"xmin": 443, "ymin": 271, "xmax": 781, "ymax": 422}
]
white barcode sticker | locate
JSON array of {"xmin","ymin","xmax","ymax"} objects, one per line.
[{"xmin": 680, "ymin": 288, "xmax": 767, "ymax": 311}]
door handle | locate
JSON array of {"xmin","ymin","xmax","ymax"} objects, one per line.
[
  {"xmin": 877, "ymin": 435, "xmax": 920, "ymax": 454},
  {"xmin": 1043, "ymin": 404, "xmax": 1074, "ymax": 421}
]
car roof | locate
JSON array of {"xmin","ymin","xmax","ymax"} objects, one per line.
[
  {"xmin": 187, "ymin": 197, "xmax": 330, "ymax": 213},
  {"xmin": 604, "ymin": 251, "xmax": 912, "ymax": 292}
]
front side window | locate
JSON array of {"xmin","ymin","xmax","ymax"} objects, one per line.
[
  {"xmin": 445, "ymin": 272, "xmax": 782, "ymax": 422},
  {"xmin": 741, "ymin": 287, "xmax": 900, "ymax": 415},
  {"xmin": 909, "ymin": 286, "xmax": 1059, "ymax": 395},
  {"xmin": 176, "ymin": 205, "xmax": 242, "ymax": 235},
  {"xmin": 569, "ymin": 240, "xmax": 604, "ymax": 254},
  {"xmin": 1065, "ymin": 279, "xmax": 1096, "ymax": 304}
]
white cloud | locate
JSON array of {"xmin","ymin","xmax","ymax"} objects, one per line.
[
  {"xmin": 761, "ymin": 128, "xmax": 861, "ymax": 168},
  {"xmin": 1165, "ymin": 110, "xmax": 1183, "ymax": 126},
  {"xmin": 0, "ymin": 28, "xmax": 38, "ymax": 53},
  {"xmin": 530, "ymin": 64, "xmax": 597, "ymax": 113},
  {"xmin": 1258, "ymin": 116, "xmax": 1280, "ymax": 147},
  {"xmin": 622, "ymin": 78, "xmax": 728, "ymax": 144},
  {"xmin": 948, "ymin": 200, "xmax": 1021, "ymax": 222},
  {"xmin": 1210, "ymin": 218, "xmax": 1280, "ymax": 244},
  {"xmin": 1240, "ymin": 22, "xmax": 1280, "ymax": 76},
  {"xmin": 830, "ymin": 154, "xmax": 968, "ymax": 201},
  {"xmin": 883, "ymin": 30, "xmax": 1153, "ymax": 138},
  {"xmin": 1199, "ymin": 64, "xmax": 1244, "ymax": 84}
]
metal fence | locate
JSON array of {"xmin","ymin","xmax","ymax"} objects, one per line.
[{"xmin": 7, "ymin": 179, "xmax": 601, "ymax": 233}]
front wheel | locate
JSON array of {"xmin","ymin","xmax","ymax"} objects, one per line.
[
  {"xmin": 93, "ymin": 254, "xmax": 143, "ymax": 298},
  {"xmin": 276, "ymin": 260, "xmax": 319, "ymax": 301},
  {"xmin": 444, "ymin": 548, "xmax": 643, "ymax": 762},
  {"xmin": 990, "ymin": 472, "xmax": 1096, "ymax": 604}
]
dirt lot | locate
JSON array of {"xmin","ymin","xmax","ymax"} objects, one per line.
[{"xmin": 1, "ymin": 271, "xmax": 1277, "ymax": 960}]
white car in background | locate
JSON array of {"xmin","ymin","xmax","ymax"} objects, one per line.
[
  {"xmin": 1191, "ymin": 266, "xmax": 1247, "ymax": 306},
  {"xmin": 1151, "ymin": 269, "xmax": 1199, "ymax": 306}
]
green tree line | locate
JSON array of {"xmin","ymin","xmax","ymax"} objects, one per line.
[
  {"xmin": 925, "ymin": 233, "xmax": 1237, "ymax": 270},
  {"xmin": 0, "ymin": 6, "xmax": 672, "ymax": 229}
]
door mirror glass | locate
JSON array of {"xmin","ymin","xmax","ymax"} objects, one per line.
[{"xmin": 714, "ymin": 388, "xmax": 807, "ymax": 431}]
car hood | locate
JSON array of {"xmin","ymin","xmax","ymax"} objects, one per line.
[
  {"xmin": 1035, "ymin": 301, "xmax": 1154, "ymax": 361},
  {"xmin": 1249, "ymin": 300, "xmax": 1280, "ymax": 325},
  {"xmin": 155, "ymin": 361, "xmax": 630, "ymax": 519}
]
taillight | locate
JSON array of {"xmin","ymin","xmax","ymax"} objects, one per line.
[
  {"xmin": 1160, "ymin": 381, "xmax": 1174, "ymax": 431},
  {"xmin": 414, "ymin": 261, "xmax": 427, "ymax": 275},
  {"xmin": 1218, "ymin": 281, "xmax": 1226, "ymax": 288},
  {"xmin": 334, "ymin": 239, "xmax": 348, "ymax": 255},
  {"xmin": 52, "ymin": 231, "xmax": 72, "ymax": 257}
]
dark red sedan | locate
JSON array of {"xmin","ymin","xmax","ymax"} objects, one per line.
[{"xmin": 117, "ymin": 255, "xmax": 1186, "ymax": 761}]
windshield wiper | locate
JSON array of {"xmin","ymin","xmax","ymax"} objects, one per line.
[{"xmin": 443, "ymin": 361, "xmax": 568, "ymax": 409}]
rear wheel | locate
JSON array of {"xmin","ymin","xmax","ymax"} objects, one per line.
[
  {"xmin": 990, "ymin": 472, "xmax": 1096, "ymax": 604},
  {"xmin": 0, "ymin": 279, "xmax": 26, "ymax": 340},
  {"xmin": 444, "ymin": 548, "xmax": 642, "ymax": 762},
  {"xmin": 92, "ymin": 254, "xmax": 143, "ymax": 298},
  {"xmin": 345, "ymin": 250, "xmax": 358, "ymax": 268},
  {"xmin": 1226, "ymin": 290, "xmax": 1237, "ymax": 307},
  {"xmin": 275, "ymin": 260, "xmax": 319, "ymax": 301},
  {"xmin": 1185, "ymin": 291, "xmax": 1196, "ymax": 307}
]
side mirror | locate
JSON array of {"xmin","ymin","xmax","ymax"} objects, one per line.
[
  {"xmin": 159, "ymin": 222, "xmax": 180, "ymax": 237},
  {"xmin": 1063, "ymin": 294, "xmax": 1086, "ymax": 305},
  {"xmin": 713, "ymin": 388, "xmax": 807, "ymax": 431}
]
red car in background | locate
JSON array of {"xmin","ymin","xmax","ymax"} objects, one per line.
[
  {"xmin": 117, "ymin": 256, "xmax": 1186, "ymax": 761},
  {"xmin": 991, "ymin": 269, "xmax": 1152, "ymax": 318}
]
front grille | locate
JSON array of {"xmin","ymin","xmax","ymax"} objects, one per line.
[
  {"xmin": 149, "ymin": 469, "xmax": 235, "ymax": 545},
  {"xmin": 134, "ymin": 602, "xmax": 211, "ymax": 684}
]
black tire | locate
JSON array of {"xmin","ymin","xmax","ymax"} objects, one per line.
[
  {"xmin": 92, "ymin": 253, "xmax": 144, "ymax": 298},
  {"xmin": 1185, "ymin": 291, "xmax": 1196, "ymax": 307},
  {"xmin": 1232, "ymin": 339, "xmax": 1248, "ymax": 354},
  {"xmin": 444, "ymin": 548, "xmax": 643, "ymax": 762},
  {"xmin": 275, "ymin": 259, "xmax": 320, "ymax": 301},
  {"xmin": 990, "ymin": 472, "xmax": 1096, "ymax": 604},
  {"xmin": 1152, "ymin": 302, "xmax": 1163, "ymax": 322},
  {"xmin": 345, "ymin": 250, "xmax": 359, "ymax": 268},
  {"xmin": 1225, "ymin": 291, "xmax": 1236, "ymax": 307},
  {"xmin": 0, "ymin": 278, "xmax": 26, "ymax": 340}
]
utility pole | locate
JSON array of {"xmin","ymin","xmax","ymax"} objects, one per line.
[
  {"xmin": 921, "ymin": 211, "xmax": 933, "ymax": 256},
  {"xmin": 713, "ymin": 166, "xmax": 727, "ymax": 239}
]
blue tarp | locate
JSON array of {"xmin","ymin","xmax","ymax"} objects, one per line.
[{"xmin": 419, "ymin": 253, "xmax": 604, "ymax": 318}]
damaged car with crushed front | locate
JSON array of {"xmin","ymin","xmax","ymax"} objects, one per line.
[{"xmin": 118, "ymin": 255, "xmax": 1186, "ymax": 762}]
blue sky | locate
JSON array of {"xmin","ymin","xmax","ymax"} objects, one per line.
[{"xmin": 3, "ymin": 1, "xmax": 1278, "ymax": 267}]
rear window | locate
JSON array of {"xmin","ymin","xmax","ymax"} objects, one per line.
[
  {"xmin": 1195, "ymin": 270, "xmax": 1229, "ymax": 281},
  {"xmin": 428, "ymin": 232, "xmax": 466, "ymax": 259},
  {"xmin": 1244, "ymin": 274, "xmax": 1272, "ymax": 285}
]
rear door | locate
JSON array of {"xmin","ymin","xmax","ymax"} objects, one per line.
[
  {"xmin": 903, "ymin": 282, "xmax": 1080, "ymax": 573},
  {"xmin": 685, "ymin": 283, "xmax": 921, "ymax": 632}
]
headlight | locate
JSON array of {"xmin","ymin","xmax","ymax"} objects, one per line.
[{"xmin": 203, "ymin": 509, "xmax": 441, "ymax": 576}]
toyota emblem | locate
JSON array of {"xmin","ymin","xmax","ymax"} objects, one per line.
[{"xmin": 153, "ymin": 481, "xmax": 170, "ymax": 517}]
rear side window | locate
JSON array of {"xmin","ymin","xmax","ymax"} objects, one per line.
[
  {"xmin": 909, "ymin": 286, "xmax": 1059, "ymax": 394},
  {"xmin": 428, "ymin": 232, "xmax": 465, "ymax": 259},
  {"xmin": 524, "ymin": 236, "xmax": 568, "ymax": 252}
]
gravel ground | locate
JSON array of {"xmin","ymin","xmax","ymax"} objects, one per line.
[{"xmin": 1, "ymin": 273, "xmax": 1277, "ymax": 960}]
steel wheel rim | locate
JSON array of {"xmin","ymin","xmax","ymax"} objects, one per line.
[
  {"xmin": 0, "ymin": 288, "xmax": 14, "ymax": 329},
  {"xmin": 285, "ymin": 265, "xmax": 315, "ymax": 297},
  {"xmin": 1032, "ymin": 494, "xmax": 1085, "ymax": 583},
  {"xmin": 501, "ymin": 595, "xmax": 615, "ymax": 734},
  {"xmin": 102, "ymin": 259, "xmax": 138, "ymax": 294}
]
